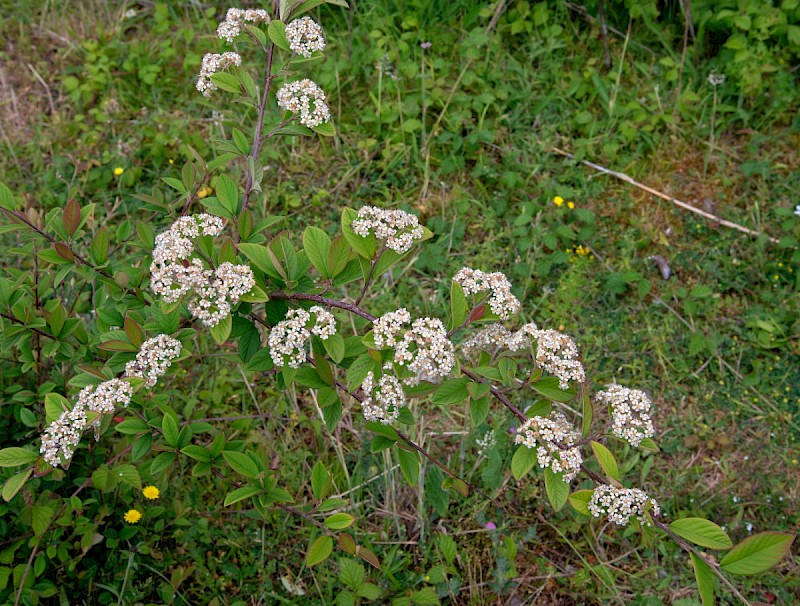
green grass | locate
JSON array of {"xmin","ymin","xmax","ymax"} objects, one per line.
[{"xmin": 0, "ymin": 0, "xmax": 798, "ymax": 604}]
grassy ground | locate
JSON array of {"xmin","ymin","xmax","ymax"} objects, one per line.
[{"xmin": 1, "ymin": 0, "xmax": 798, "ymax": 604}]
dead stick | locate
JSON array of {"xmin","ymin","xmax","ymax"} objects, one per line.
[{"xmin": 551, "ymin": 147, "xmax": 780, "ymax": 244}]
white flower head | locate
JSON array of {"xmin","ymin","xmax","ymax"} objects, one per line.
[
  {"xmin": 461, "ymin": 322, "xmax": 537, "ymax": 356},
  {"xmin": 596, "ymin": 384, "xmax": 655, "ymax": 447},
  {"xmin": 351, "ymin": 206, "xmax": 425, "ymax": 254},
  {"xmin": 197, "ymin": 52, "xmax": 242, "ymax": 97},
  {"xmin": 124, "ymin": 334, "xmax": 182, "ymax": 388},
  {"xmin": 453, "ymin": 268, "xmax": 521, "ymax": 320},
  {"xmin": 533, "ymin": 329, "xmax": 585, "ymax": 390},
  {"xmin": 374, "ymin": 308, "xmax": 411, "ymax": 349},
  {"xmin": 285, "ymin": 16, "xmax": 325, "ymax": 58},
  {"xmin": 276, "ymin": 79, "xmax": 331, "ymax": 128},
  {"xmin": 514, "ymin": 412, "xmax": 582, "ymax": 482},
  {"xmin": 217, "ymin": 8, "xmax": 270, "ymax": 44},
  {"xmin": 268, "ymin": 309, "xmax": 311, "ymax": 368},
  {"xmin": 393, "ymin": 317, "xmax": 455, "ymax": 386},
  {"xmin": 588, "ymin": 485, "xmax": 660, "ymax": 526},
  {"xmin": 707, "ymin": 71, "xmax": 725, "ymax": 87},
  {"xmin": 361, "ymin": 371, "xmax": 406, "ymax": 424},
  {"xmin": 40, "ymin": 379, "xmax": 133, "ymax": 467}
]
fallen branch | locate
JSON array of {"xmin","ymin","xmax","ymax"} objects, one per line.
[{"xmin": 551, "ymin": 147, "xmax": 780, "ymax": 244}]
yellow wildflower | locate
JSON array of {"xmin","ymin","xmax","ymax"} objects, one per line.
[
  {"xmin": 113, "ymin": 167, "xmax": 125, "ymax": 176},
  {"xmin": 142, "ymin": 485, "xmax": 160, "ymax": 500},
  {"xmin": 575, "ymin": 245, "xmax": 591, "ymax": 256},
  {"xmin": 168, "ymin": 158, "xmax": 174, "ymax": 165},
  {"xmin": 567, "ymin": 201, "xmax": 575, "ymax": 209},
  {"xmin": 553, "ymin": 196, "xmax": 564, "ymax": 207},
  {"xmin": 197, "ymin": 185, "xmax": 213, "ymax": 199},
  {"xmin": 124, "ymin": 509, "xmax": 142, "ymax": 524}
]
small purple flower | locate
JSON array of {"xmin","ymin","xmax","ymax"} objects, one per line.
[
  {"xmin": 420, "ymin": 42, "xmax": 432, "ymax": 49},
  {"xmin": 485, "ymin": 521, "xmax": 497, "ymax": 530}
]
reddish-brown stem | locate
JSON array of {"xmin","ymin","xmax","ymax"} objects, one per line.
[
  {"xmin": 268, "ymin": 291, "xmax": 377, "ymax": 322},
  {"xmin": 0, "ymin": 311, "xmax": 54, "ymax": 340}
]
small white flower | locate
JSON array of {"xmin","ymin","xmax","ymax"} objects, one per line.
[
  {"xmin": 595, "ymin": 384, "xmax": 655, "ymax": 447},
  {"xmin": 514, "ymin": 412, "xmax": 582, "ymax": 482},
  {"xmin": 124, "ymin": 334, "xmax": 182, "ymax": 388},
  {"xmin": 794, "ymin": 204, "xmax": 800, "ymax": 217},
  {"xmin": 217, "ymin": 8, "xmax": 270, "ymax": 44},
  {"xmin": 351, "ymin": 206, "xmax": 425, "ymax": 254},
  {"xmin": 361, "ymin": 371, "xmax": 406, "ymax": 424},
  {"xmin": 533, "ymin": 329, "xmax": 585, "ymax": 390},
  {"xmin": 196, "ymin": 52, "xmax": 242, "ymax": 97},
  {"xmin": 453, "ymin": 268, "xmax": 521, "ymax": 320},
  {"xmin": 707, "ymin": 71, "xmax": 725, "ymax": 87},
  {"xmin": 276, "ymin": 79, "xmax": 330, "ymax": 128},
  {"xmin": 588, "ymin": 485, "xmax": 660, "ymax": 526},
  {"xmin": 285, "ymin": 17, "xmax": 325, "ymax": 58},
  {"xmin": 393, "ymin": 317, "xmax": 455, "ymax": 386}
]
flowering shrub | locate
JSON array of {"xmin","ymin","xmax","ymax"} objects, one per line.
[{"xmin": 0, "ymin": 1, "xmax": 795, "ymax": 604}]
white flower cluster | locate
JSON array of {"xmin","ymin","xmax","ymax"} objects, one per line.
[
  {"xmin": 373, "ymin": 308, "xmax": 411, "ymax": 349},
  {"xmin": 707, "ymin": 71, "xmax": 725, "ymax": 87},
  {"xmin": 196, "ymin": 52, "xmax": 242, "ymax": 97},
  {"xmin": 461, "ymin": 322, "xmax": 538, "ymax": 356},
  {"xmin": 514, "ymin": 412, "xmax": 583, "ymax": 482},
  {"xmin": 588, "ymin": 485, "xmax": 660, "ymax": 526},
  {"xmin": 149, "ymin": 215, "xmax": 254, "ymax": 327},
  {"xmin": 268, "ymin": 306, "xmax": 338, "ymax": 368},
  {"xmin": 285, "ymin": 16, "xmax": 325, "ymax": 58},
  {"xmin": 596, "ymin": 384, "xmax": 655, "ymax": 447},
  {"xmin": 276, "ymin": 79, "xmax": 331, "ymax": 128},
  {"xmin": 361, "ymin": 369, "xmax": 406, "ymax": 424},
  {"xmin": 453, "ymin": 268, "xmax": 521, "ymax": 320},
  {"xmin": 40, "ymin": 379, "xmax": 133, "ymax": 467},
  {"xmin": 351, "ymin": 206, "xmax": 425, "ymax": 254},
  {"xmin": 533, "ymin": 329, "xmax": 585, "ymax": 390},
  {"xmin": 124, "ymin": 334, "xmax": 182, "ymax": 388},
  {"xmin": 475, "ymin": 430, "xmax": 496, "ymax": 457},
  {"xmin": 393, "ymin": 317, "xmax": 455, "ymax": 386},
  {"xmin": 217, "ymin": 7, "xmax": 270, "ymax": 43}
]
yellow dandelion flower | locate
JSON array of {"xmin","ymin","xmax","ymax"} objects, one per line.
[
  {"xmin": 124, "ymin": 509, "xmax": 142, "ymax": 524},
  {"xmin": 197, "ymin": 185, "xmax": 213, "ymax": 199},
  {"xmin": 142, "ymin": 485, "xmax": 160, "ymax": 500},
  {"xmin": 567, "ymin": 201, "xmax": 575, "ymax": 209},
  {"xmin": 113, "ymin": 167, "xmax": 125, "ymax": 176},
  {"xmin": 553, "ymin": 196, "xmax": 564, "ymax": 207},
  {"xmin": 168, "ymin": 158, "xmax": 174, "ymax": 165}
]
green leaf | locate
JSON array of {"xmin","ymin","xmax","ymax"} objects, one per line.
[
  {"xmin": 32, "ymin": 505, "xmax": 55, "ymax": 536},
  {"xmin": 341, "ymin": 207, "xmax": 375, "ymax": 259},
  {"xmin": 544, "ymin": 468, "xmax": 569, "ymax": 511},
  {"xmin": 303, "ymin": 226, "xmax": 332, "ymax": 278},
  {"xmin": 238, "ymin": 243, "xmax": 277, "ymax": 276},
  {"xmin": 0, "ymin": 181, "xmax": 19, "ymax": 210},
  {"xmin": 215, "ymin": 175, "xmax": 239, "ymax": 216},
  {"xmin": 324, "ymin": 513, "xmax": 355, "ymax": 530},
  {"xmin": 397, "ymin": 447, "xmax": 420, "ymax": 486},
  {"xmin": 161, "ymin": 414, "xmax": 180, "ymax": 448},
  {"xmin": 669, "ymin": 518, "xmax": 733, "ymax": 550},
  {"xmin": 224, "ymin": 485, "xmax": 262, "ymax": 506},
  {"xmin": 581, "ymin": 386, "xmax": 592, "ymax": 436},
  {"xmin": 2, "ymin": 469, "xmax": 32, "ymax": 502},
  {"xmin": 62, "ymin": 198, "xmax": 81, "ymax": 237},
  {"xmin": 590, "ymin": 441, "xmax": 619, "ymax": 481},
  {"xmin": 114, "ymin": 464, "xmax": 142, "ymax": 490},
  {"xmin": 115, "ymin": 418, "xmax": 150, "ymax": 435},
  {"xmin": 449, "ymin": 280, "xmax": 468, "ymax": 331},
  {"xmin": 222, "ymin": 450, "xmax": 260, "ymax": 479},
  {"xmin": 311, "ymin": 460, "xmax": 331, "ymax": 501},
  {"xmin": 313, "ymin": 122, "xmax": 336, "ymax": 137},
  {"xmin": 150, "ymin": 452, "xmax": 176, "ymax": 476},
  {"xmin": 719, "ymin": 532, "xmax": 795, "ymax": 575},
  {"xmin": 568, "ymin": 489, "xmax": 593, "ymax": 515},
  {"xmin": 306, "ymin": 535, "xmax": 333, "ymax": 566},
  {"xmin": 209, "ymin": 72, "xmax": 241, "ymax": 94},
  {"xmin": 431, "ymin": 378, "xmax": 470, "ymax": 405},
  {"xmin": 209, "ymin": 313, "xmax": 232, "ymax": 345},
  {"xmin": 358, "ymin": 582, "xmax": 381, "ymax": 600},
  {"xmin": 338, "ymin": 557, "xmax": 365, "ymax": 591},
  {"xmin": 180, "ymin": 445, "xmax": 212, "ymax": 462},
  {"xmin": 469, "ymin": 396, "xmax": 489, "ymax": 426},
  {"xmin": 0, "ymin": 447, "xmax": 38, "ymax": 467},
  {"xmin": 44, "ymin": 392, "xmax": 70, "ymax": 425},
  {"xmin": 410, "ymin": 586, "xmax": 440, "ymax": 606},
  {"xmin": 511, "ymin": 446, "xmax": 537, "ymax": 480},
  {"xmin": 267, "ymin": 20, "xmax": 291, "ymax": 51},
  {"xmin": 531, "ymin": 377, "xmax": 576, "ymax": 402},
  {"xmin": 323, "ymin": 332, "xmax": 345, "ymax": 364},
  {"xmin": 690, "ymin": 552, "xmax": 716, "ymax": 606}
]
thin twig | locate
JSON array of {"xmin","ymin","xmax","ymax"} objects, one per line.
[
  {"xmin": 268, "ymin": 291, "xmax": 377, "ymax": 322},
  {"xmin": 551, "ymin": 147, "xmax": 780, "ymax": 244}
]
